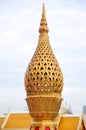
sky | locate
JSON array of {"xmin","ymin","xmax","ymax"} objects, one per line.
[{"xmin": 0, "ymin": 0, "xmax": 86, "ymax": 115}]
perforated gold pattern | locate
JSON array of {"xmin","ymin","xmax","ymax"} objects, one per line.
[
  {"xmin": 24, "ymin": 4, "xmax": 64, "ymax": 130},
  {"xmin": 25, "ymin": 34, "xmax": 63, "ymax": 96},
  {"xmin": 24, "ymin": 4, "xmax": 63, "ymax": 96}
]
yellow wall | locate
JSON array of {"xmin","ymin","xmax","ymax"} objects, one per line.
[
  {"xmin": 58, "ymin": 116, "xmax": 79, "ymax": 130},
  {"xmin": 4, "ymin": 113, "xmax": 32, "ymax": 128}
]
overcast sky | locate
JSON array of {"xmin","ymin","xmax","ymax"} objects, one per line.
[{"xmin": 0, "ymin": 0, "xmax": 86, "ymax": 115}]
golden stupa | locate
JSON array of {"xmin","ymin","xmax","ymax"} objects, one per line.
[{"xmin": 24, "ymin": 3, "xmax": 63, "ymax": 130}]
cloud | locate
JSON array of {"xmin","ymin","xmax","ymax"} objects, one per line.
[
  {"xmin": 49, "ymin": 7, "xmax": 86, "ymax": 51},
  {"xmin": 63, "ymin": 87, "xmax": 86, "ymax": 114},
  {"xmin": 2, "ymin": 30, "xmax": 19, "ymax": 39},
  {"xmin": 0, "ymin": 87, "xmax": 26, "ymax": 114}
]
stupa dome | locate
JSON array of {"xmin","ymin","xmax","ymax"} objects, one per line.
[{"xmin": 24, "ymin": 4, "xmax": 63, "ymax": 97}]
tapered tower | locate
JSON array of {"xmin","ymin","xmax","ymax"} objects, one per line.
[{"xmin": 24, "ymin": 4, "xmax": 63, "ymax": 130}]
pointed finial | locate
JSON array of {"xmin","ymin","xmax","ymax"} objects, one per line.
[
  {"xmin": 39, "ymin": 3, "xmax": 49, "ymax": 34},
  {"xmin": 42, "ymin": 3, "xmax": 46, "ymax": 19}
]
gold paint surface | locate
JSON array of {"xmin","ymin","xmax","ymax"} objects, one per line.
[
  {"xmin": 24, "ymin": 4, "xmax": 63, "ymax": 96},
  {"xmin": 24, "ymin": 3, "xmax": 64, "ymax": 129}
]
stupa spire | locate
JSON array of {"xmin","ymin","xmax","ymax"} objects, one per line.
[
  {"xmin": 42, "ymin": 3, "xmax": 45, "ymax": 17},
  {"xmin": 39, "ymin": 3, "xmax": 49, "ymax": 33},
  {"xmin": 24, "ymin": 3, "xmax": 63, "ymax": 130}
]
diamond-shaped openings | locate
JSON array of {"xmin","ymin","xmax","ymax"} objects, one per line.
[{"xmin": 24, "ymin": 35, "xmax": 63, "ymax": 95}]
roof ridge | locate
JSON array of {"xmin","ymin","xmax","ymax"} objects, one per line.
[{"xmin": 1, "ymin": 111, "xmax": 10, "ymax": 129}]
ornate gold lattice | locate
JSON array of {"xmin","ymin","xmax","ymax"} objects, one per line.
[
  {"xmin": 24, "ymin": 4, "xmax": 63, "ymax": 96},
  {"xmin": 24, "ymin": 4, "xmax": 64, "ymax": 129}
]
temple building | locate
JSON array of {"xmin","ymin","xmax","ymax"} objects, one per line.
[
  {"xmin": 0, "ymin": 3, "xmax": 86, "ymax": 130},
  {"xmin": 0, "ymin": 107, "xmax": 86, "ymax": 130}
]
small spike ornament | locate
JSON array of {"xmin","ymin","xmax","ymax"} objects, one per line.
[{"xmin": 39, "ymin": 3, "xmax": 49, "ymax": 33}]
